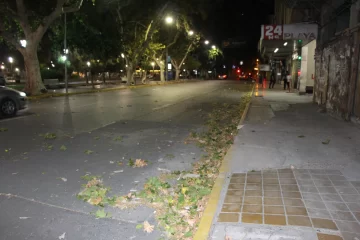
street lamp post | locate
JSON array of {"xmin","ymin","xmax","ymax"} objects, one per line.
[
  {"xmin": 165, "ymin": 16, "xmax": 174, "ymax": 82},
  {"xmin": 64, "ymin": 12, "xmax": 68, "ymax": 94}
]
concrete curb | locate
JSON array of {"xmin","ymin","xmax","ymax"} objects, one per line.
[{"xmin": 193, "ymin": 84, "xmax": 255, "ymax": 240}]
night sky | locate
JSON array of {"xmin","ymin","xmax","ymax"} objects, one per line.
[{"xmin": 203, "ymin": 0, "xmax": 274, "ymax": 69}]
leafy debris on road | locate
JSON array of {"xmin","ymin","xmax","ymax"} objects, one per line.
[
  {"xmin": 322, "ymin": 139, "xmax": 331, "ymax": 145},
  {"xmin": 84, "ymin": 150, "xmax": 94, "ymax": 155},
  {"xmin": 298, "ymin": 135, "xmax": 305, "ymax": 138},
  {"xmin": 143, "ymin": 221, "xmax": 154, "ymax": 233},
  {"xmin": 60, "ymin": 177, "xmax": 67, "ymax": 182},
  {"xmin": 94, "ymin": 209, "xmax": 111, "ymax": 218},
  {"xmin": 134, "ymin": 159, "xmax": 148, "ymax": 168},
  {"xmin": 60, "ymin": 145, "xmax": 67, "ymax": 151},
  {"xmin": 128, "ymin": 158, "xmax": 135, "ymax": 167},
  {"xmin": 41, "ymin": 132, "xmax": 57, "ymax": 139},
  {"xmin": 78, "ymin": 176, "xmax": 116, "ymax": 207},
  {"xmin": 136, "ymin": 90, "xmax": 252, "ymax": 239},
  {"xmin": 0, "ymin": 128, "xmax": 8, "ymax": 132},
  {"xmin": 94, "ymin": 136, "xmax": 100, "ymax": 140},
  {"xmin": 113, "ymin": 136, "xmax": 123, "ymax": 141},
  {"xmin": 19, "ymin": 217, "xmax": 31, "ymax": 219}
]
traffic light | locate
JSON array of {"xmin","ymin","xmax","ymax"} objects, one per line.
[{"xmin": 236, "ymin": 69, "xmax": 240, "ymax": 73}]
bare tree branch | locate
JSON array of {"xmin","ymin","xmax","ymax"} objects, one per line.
[
  {"xmin": 35, "ymin": 0, "xmax": 66, "ymax": 41},
  {"xmin": 16, "ymin": 0, "xmax": 31, "ymax": 36},
  {"xmin": 0, "ymin": 22, "xmax": 24, "ymax": 53}
]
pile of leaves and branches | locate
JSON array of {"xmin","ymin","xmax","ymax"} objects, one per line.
[
  {"xmin": 76, "ymin": 88, "xmax": 253, "ymax": 238},
  {"xmin": 137, "ymin": 90, "xmax": 253, "ymax": 239}
]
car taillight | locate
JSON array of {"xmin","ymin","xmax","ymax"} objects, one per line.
[{"xmin": 223, "ymin": 75, "xmax": 227, "ymax": 78}]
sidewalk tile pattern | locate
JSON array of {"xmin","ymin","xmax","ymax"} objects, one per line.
[{"xmin": 217, "ymin": 169, "xmax": 360, "ymax": 240}]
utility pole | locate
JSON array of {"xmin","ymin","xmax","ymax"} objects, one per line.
[
  {"xmin": 64, "ymin": 12, "xmax": 68, "ymax": 94},
  {"xmin": 165, "ymin": 47, "xmax": 168, "ymax": 81}
]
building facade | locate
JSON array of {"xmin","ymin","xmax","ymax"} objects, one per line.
[{"xmin": 260, "ymin": 0, "xmax": 360, "ymax": 120}]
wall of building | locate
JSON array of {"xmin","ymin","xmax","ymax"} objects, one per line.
[
  {"xmin": 314, "ymin": 34, "xmax": 353, "ymax": 118},
  {"xmin": 299, "ymin": 40, "xmax": 316, "ymax": 92}
]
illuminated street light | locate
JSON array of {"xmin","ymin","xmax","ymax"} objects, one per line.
[
  {"xmin": 188, "ymin": 30, "xmax": 194, "ymax": 36},
  {"xmin": 8, "ymin": 57, "xmax": 13, "ymax": 72},
  {"xmin": 211, "ymin": 45, "xmax": 216, "ymax": 49},
  {"xmin": 274, "ymin": 48, "xmax": 279, "ymax": 53},
  {"xmin": 20, "ymin": 40, "xmax": 27, "ymax": 48},
  {"xmin": 151, "ymin": 62, "xmax": 155, "ymax": 73},
  {"xmin": 204, "ymin": 40, "xmax": 209, "ymax": 45},
  {"xmin": 121, "ymin": 53, "xmax": 125, "ymax": 58},
  {"xmin": 61, "ymin": 55, "xmax": 67, "ymax": 61},
  {"xmin": 86, "ymin": 61, "xmax": 91, "ymax": 67},
  {"xmin": 256, "ymin": 59, "xmax": 259, "ymax": 62},
  {"xmin": 15, "ymin": 68, "xmax": 19, "ymax": 72},
  {"xmin": 0, "ymin": 65, "xmax": 5, "ymax": 70},
  {"xmin": 165, "ymin": 16, "xmax": 173, "ymax": 24},
  {"xmin": 284, "ymin": 42, "xmax": 288, "ymax": 46}
]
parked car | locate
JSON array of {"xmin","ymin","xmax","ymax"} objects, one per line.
[
  {"xmin": 0, "ymin": 86, "xmax": 27, "ymax": 117},
  {"xmin": 218, "ymin": 74, "xmax": 228, "ymax": 80},
  {"xmin": 0, "ymin": 76, "xmax": 6, "ymax": 86}
]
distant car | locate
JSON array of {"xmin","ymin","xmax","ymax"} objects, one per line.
[
  {"xmin": 218, "ymin": 74, "xmax": 228, "ymax": 80},
  {"xmin": 0, "ymin": 86, "xmax": 27, "ymax": 117}
]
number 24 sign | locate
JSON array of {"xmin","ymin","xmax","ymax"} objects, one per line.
[{"xmin": 261, "ymin": 25, "xmax": 283, "ymax": 40}]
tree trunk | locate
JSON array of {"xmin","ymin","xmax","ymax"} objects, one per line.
[
  {"xmin": 126, "ymin": 66, "xmax": 134, "ymax": 86},
  {"xmin": 91, "ymin": 73, "xmax": 94, "ymax": 89},
  {"xmin": 175, "ymin": 67, "xmax": 180, "ymax": 81},
  {"xmin": 102, "ymin": 72, "xmax": 106, "ymax": 83},
  {"xmin": 23, "ymin": 47, "xmax": 46, "ymax": 95},
  {"xmin": 160, "ymin": 66, "xmax": 165, "ymax": 82},
  {"xmin": 141, "ymin": 71, "xmax": 147, "ymax": 84}
]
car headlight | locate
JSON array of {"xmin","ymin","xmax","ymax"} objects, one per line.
[{"xmin": 19, "ymin": 92, "xmax": 26, "ymax": 97}]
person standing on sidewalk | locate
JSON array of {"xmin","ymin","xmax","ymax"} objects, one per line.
[
  {"xmin": 258, "ymin": 72, "xmax": 263, "ymax": 88},
  {"xmin": 283, "ymin": 71, "xmax": 290, "ymax": 91},
  {"xmin": 269, "ymin": 71, "xmax": 276, "ymax": 89},
  {"xmin": 286, "ymin": 71, "xmax": 291, "ymax": 92}
]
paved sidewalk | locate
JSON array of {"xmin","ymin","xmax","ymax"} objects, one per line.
[{"xmin": 209, "ymin": 84, "xmax": 360, "ymax": 240}]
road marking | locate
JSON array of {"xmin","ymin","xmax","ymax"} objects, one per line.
[
  {"xmin": 152, "ymin": 104, "xmax": 171, "ymax": 111},
  {"xmin": 193, "ymin": 84, "xmax": 255, "ymax": 240}
]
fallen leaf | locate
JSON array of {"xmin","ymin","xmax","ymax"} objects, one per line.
[
  {"xmin": 60, "ymin": 145, "xmax": 67, "ymax": 151},
  {"xmin": 322, "ymin": 139, "xmax": 331, "ymax": 145},
  {"xmin": 0, "ymin": 128, "xmax": 8, "ymax": 132},
  {"xmin": 143, "ymin": 221, "xmax": 154, "ymax": 233},
  {"xmin": 58, "ymin": 232, "xmax": 66, "ymax": 240},
  {"xmin": 134, "ymin": 159, "xmax": 147, "ymax": 168},
  {"xmin": 113, "ymin": 170, "xmax": 124, "ymax": 173},
  {"xmin": 60, "ymin": 178, "xmax": 67, "ymax": 182},
  {"xmin": 298, "ymin": 135, "xmax": 305, "ymax": 138},
  {"xmin": 19, "ymin": 217, "xmax": 30, "ymax": 219},
  {"xmin": 89, "ymin": 197, "xmax": 102, "ymax": 205},
  {"xmin": 84, "ymin": 150, "xmax": 94, "ymax": 155}
]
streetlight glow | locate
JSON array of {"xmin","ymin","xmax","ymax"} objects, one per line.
[
  {"xmin": 0, "ymin": 65, "xmax": 5, "ymax": 70},
  {"xmin": 8, "ymin": 57, "xmax": 13, "ymax": 63},
  {"xmin": 165, "ymin": 16, "xmax": 173, "ymax": 24},
  {"xmin": 188, "ymin": 30, "xmax": 194, "ymax": 36},
  {"xmin": 15, "ymin": 68, "xmax": 19, "ymax": 72},
  {"xmin": 20, "ymin": 40, "xmax": 27, "ymax": 48},
  {"xmin": 86, "ymin": 61, "xmax": 91, "ymax": 67},
  {"xmin": 61, "ymin": 55, "xmax": 67, "ymax": 61},
  {"xmin": 211, "ymin": 45, "xmax": 216, "ymax": 49},
  {"xmin": 274, "ymin": 48, "xmax": 279, "ymax": 53},
  {"xmin": 284, "ymin": 42, "xmax": 288, "ymax": 46},
  {"xmin": 121, "ymin": 53, "xmax": 125, "ymax": 58},
  {"xmin": 204, "ymin": 40, "xmax": 209, "ymax": 45},
  {"xmin": 151, "ymin": 62, "xmax": 155, "ymax": 67}
]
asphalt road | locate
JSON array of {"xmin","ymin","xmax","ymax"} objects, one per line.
[{"xmin": 0, "ymin": 80, "xmax": 251, "ymax": 240}]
